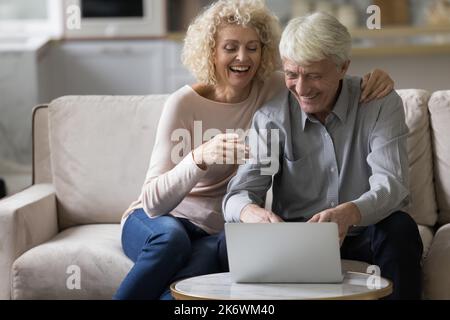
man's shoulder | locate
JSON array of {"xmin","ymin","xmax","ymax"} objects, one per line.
[
  {"xmin": 358, "ymin": 84, "xmax": 403, "ymax": 116},
  {"xmin": 254, "ymin": 86, "xmax": 291, "ymax": 122}
]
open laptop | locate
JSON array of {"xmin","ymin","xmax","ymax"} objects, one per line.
[{"xmin": 225, "ymin": 222, "xmax": 344, "ymax": 283}]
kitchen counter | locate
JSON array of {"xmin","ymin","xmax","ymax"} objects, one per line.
[{"xmin": 0, "ymin": 36, "xmax": 51, "ymax": 52}]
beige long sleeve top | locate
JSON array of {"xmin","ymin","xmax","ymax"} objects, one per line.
[{"xmin": 122, "ymin": 72, "xmax": 285, "ymax": 234}]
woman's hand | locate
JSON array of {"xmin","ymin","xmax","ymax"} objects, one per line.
[
  {"xmin": 192, "ymin": 133, "xmax": 248, "ymax": 170},
  {"xmin": 360, "ymin": 68, "xmax": 394, "ymax": 103}
]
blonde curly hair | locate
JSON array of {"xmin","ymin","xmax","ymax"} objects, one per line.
[{"xmin": 182, "ymin": 0, "xmax": 281, "ymax": 85}]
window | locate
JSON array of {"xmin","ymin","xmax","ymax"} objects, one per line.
[{"xmin": 0, "ymin": 0, "xmax": 62, "ymax": 38}]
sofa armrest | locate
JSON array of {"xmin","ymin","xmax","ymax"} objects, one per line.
[
  {"xmin": 0, "ymin": 184, "xmax": 58, "ymax": 299},
  {"xmin": 423, "ymin": 223, "xmax": 450, "ymax": 299}
]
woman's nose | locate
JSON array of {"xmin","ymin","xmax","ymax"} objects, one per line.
[{"xmin": 236, "ymin": 47, "xmax": 247, "ymax": 61}]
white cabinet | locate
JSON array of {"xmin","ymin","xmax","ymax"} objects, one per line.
[
  {"xmin": 0, "ymin": 39, "xmax": 197, "ymax": 173},
  {"xmin": 54, "ymin": 40, "xmax": 167, "ymax": 95},
  {"xmin": 164, "ymin": 40, "xmax": 196, "ymax": 92}
]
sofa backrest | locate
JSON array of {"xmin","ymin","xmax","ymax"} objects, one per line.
[
  {"xmin": 47, "ymin": 95, "xmax": 168, "ymax": 229},
  {"xmin": 428, "ymin": 91, "xmax": 450, "ymax": 224},
  {"xmin": 33, "ymin": 90, "xmax": 448, "ymax": 229},
  {"xmin": 397, "ymin": 90, "xmax": 438, "ymax": 227}
]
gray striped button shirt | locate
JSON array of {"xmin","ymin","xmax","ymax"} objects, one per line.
[{"xmin": 223, "ymin": 75, "xmax": 409, "ymax": 230}]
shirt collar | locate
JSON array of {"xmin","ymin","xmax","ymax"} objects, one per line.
[{"xmin": 294, "ymin": 79, "xmax": 350, "ymax": 131}]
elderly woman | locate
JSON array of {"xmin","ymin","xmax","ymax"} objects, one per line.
[{"xmin": 114, "ymin": 0, "xmax": 394, "ymax": 300}]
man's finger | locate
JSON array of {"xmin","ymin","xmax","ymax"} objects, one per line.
[
  {"xmin": 318, "ymin": 213, "xmax": 330, "ymax": 223},
  {"xmin": 270, "ymin": 213, "xmax": 284, "ymax": 223},
  {"xmin": 307, "ymin": 214, "xmax": 320, "ymax": 223}
]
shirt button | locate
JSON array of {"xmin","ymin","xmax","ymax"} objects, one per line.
[
  {"xmin": 330, "ymin": 202, "xmax": 336, "ymax": 207},
  {"xmin": 330, "ymin": 167, "xmax": 335, "ymax": 173}
]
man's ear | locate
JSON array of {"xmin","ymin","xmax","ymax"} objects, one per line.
[{"xmin": 339, "ymin": 60, "xmax": 351, "ymax": 78}]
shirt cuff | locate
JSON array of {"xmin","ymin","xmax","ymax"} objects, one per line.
[
  {"xmin": 351, "ymin": 197, "xmax": 376, "ymax": 226},
  {"xmin": 224, "ymin": 194, "xmax": 254, "ymax": 222}
]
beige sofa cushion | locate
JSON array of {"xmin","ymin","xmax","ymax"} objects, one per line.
[
  {"xmin": 428, "ymin": 91, "xmax": 450, "ymax": 224},
  {"xmin": 397, "ymin": 90, "xmax": 438, "ymax": 226},
  {"xmin": 12, "ymin": 224, "xmax": 132, "ymax": 299},
  {"xmin": 48, "ymin": 95, "xmax": 167, "ymax": 229}
]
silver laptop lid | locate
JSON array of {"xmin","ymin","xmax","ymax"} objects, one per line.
[{"xmin": 225, "ymin": 222, "xmax": 343, "ymax": 283}]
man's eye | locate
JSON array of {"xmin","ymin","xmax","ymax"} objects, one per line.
[
  {"xmin": 309, "ymin": 75, "xmax": 321, "ymax": 80},
  {"xmin": 285, "ymin": 73, "xmax": 297, "ymax": 79}
]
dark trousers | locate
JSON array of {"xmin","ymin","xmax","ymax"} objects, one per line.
[{"xmin": 217, "ymin": 211, "xmax": 423, "ymax": 300}]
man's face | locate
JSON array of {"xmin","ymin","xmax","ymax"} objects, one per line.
[{"xmin": 283, "ymin": 58, "xmax": 349, "ymax": 119}]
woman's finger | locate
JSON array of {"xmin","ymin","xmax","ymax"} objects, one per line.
[
  {"xmin": 376, "ymin": 85, "xmax": 394, "ymax": 99},
  {"xmin": 361, "ymin": 73, "xmax": 370, "ymax": 91},
  {"xmin": 217, "ymin": 133, "xmax": 240, "ymax": 142},
  {"xmin": 364, "ymin": 84, "xmax": 385, "ymax": 102},
  {"xmin": 361, "ymin": 70, "xmax": 383, "ymax": 101}
]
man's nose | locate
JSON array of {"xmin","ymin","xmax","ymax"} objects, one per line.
[{"xmin": 295, "ymin": 77, "xmax": 310, "ymax": 96}]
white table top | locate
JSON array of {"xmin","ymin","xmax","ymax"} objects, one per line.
[{"xmin": 171, "ymin": 271, "xmax": 392, "ymax": 300}]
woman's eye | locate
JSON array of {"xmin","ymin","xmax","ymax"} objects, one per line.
[
  {"xmin": 248, "ymin": 47, "xmax": 258, "ymax": 51},
  {"xmin": 224, "ymin": 46, "xmax": 236, "ymax": 52}
]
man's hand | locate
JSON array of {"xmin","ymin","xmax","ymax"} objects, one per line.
[
  {"xmin": 307, "ymin": 202, "xmax": 361, "ymax": 245},
  {"xmin": 240, "ymin": 204, "xmax": 284, "ymax": 223}
]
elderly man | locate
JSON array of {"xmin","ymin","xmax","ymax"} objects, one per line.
[{"xmin": 220, "ymin": 12, "xmax": 423, "ymax": 300}]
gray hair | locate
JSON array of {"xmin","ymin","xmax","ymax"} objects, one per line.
[{"xmin": 279, "ymin": 12, "xmax": 351, "ymax": 67}]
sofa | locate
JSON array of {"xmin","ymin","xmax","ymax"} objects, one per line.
[{"xmin": 0, "ymin": 90, "xmax": 449, "ymax": 300}]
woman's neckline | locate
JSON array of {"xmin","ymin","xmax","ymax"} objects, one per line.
[{"xmin": 185, "ymin": 82, "xmax": 258, "ymax": 106}]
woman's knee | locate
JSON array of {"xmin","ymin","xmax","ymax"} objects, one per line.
[{"xmin": 144, "ymin": 217, "xmax": 192, "ymax": 255}]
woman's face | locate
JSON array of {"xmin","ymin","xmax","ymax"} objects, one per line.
[{"xmin": 214, "ymin": 25, "xmax": 262, "ymax": 91}]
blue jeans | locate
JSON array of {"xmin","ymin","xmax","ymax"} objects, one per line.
[
  {"xmin": 114, "ymin": 208, "xmax": 221, "ymax": 300},
  {"xmin": 217, "ymin": 211, "xmax": 423, "ymax": 300}
]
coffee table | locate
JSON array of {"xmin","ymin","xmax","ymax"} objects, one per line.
[{"xmin": 170, "ymin": 271, "xmax": 392, "ymax": 300}]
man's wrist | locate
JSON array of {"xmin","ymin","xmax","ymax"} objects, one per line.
[
  {"xmin": 336, "ymin": 202, "xmax": 361, "ymax": 226},
  {"xmin": 348, "ymin": 202, "xmax": 361, "ymax": 226}
]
